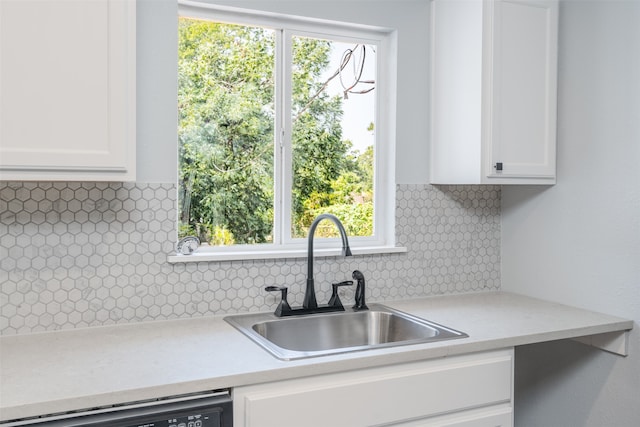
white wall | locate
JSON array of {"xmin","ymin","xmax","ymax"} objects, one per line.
[
  {"xmin": 501, "ymin": 1, "xmax": 640, "ymax": 425},
  {"xmin": 135, "ymin": 0, "xmax": 431, "ymax": 184},
  {"xmin": 136, "ymin": 0, "xmax": 178, "ymax": 183}
]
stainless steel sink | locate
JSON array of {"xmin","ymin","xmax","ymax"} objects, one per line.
[{"xmin": 224, "ymin": 303, "xmax": 468, "ymax": 360}]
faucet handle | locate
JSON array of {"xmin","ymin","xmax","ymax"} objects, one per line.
[
  {"xmin": 328, "ymin": 280, "xmax": 353, "ymax": 308},
  {"xmin": 265, "ymin": 286, "xmax": 292, "ymax": 317}
]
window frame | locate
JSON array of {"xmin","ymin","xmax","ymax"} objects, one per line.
[{"xmin": 172, "ymin": 1, "xmax": 400, "ymax": 263}]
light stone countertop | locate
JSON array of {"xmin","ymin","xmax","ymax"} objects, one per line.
[{"xmin": 0, "ymin": 291, "xmax": 633, "ymax": 422}]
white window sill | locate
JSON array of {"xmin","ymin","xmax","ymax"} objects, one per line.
[{"xmin": 167, "ymin": 246, "xmax": 407, "ymax": 263}]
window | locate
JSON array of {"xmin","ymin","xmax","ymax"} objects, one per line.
[{"xmin": 176, "ymin": 3, "xmax": 396, "ymax": 260}]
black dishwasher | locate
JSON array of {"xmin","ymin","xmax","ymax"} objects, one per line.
[{"xmin": 3, "ymin": 391, "xmax": 232, "ymax": 427}]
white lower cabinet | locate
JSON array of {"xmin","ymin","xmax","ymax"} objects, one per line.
[{"xmin": 233, "ymin": 349, "xmax": 514, "ymax": 427}]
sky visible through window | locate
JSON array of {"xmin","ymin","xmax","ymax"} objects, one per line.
[{"xmin": 323, "ymin": 42, "xmax": 376, "ymax": 154}]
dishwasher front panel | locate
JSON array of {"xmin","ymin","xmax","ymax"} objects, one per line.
[{"xmin": 3, "ymin": 391, "xmax": 232, "ymax": 427}]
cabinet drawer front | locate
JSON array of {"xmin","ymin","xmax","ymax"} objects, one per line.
[
  {"xmin": 391, "ymin": 404, "xmax": 512, "ymax": 427},
  {"xmin": 235, "ymin": 349, "xmax": 513, "ymax": 427}
]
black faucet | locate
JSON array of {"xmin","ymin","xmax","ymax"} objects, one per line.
[
  {"xmin": 264, "ymin": 214, "xmax": 354, "ymax": 317},
  {"xmin": 303, "ymin": 214, "xmax": 352, "ymax": 309},
  {"xmin": 352, "ymin": 270, "xmax": 368, "ymax": 311}
]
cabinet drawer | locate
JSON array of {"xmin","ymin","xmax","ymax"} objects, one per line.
[
  {"xmin": 391, "ymin": 404, "xmax": 512, "ymax": 427},
  {"xmin": 234, "ymin": 349, "xmax": 513, "ymax": 427}
]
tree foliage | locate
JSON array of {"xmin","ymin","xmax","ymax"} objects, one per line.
[{"xmin": 178, "ymin": 18, "xmax": 373, "ymax": 245}]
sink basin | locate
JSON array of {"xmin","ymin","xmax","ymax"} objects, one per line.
[{"xmin": 224, "ymin": 303, "xmax": 468, "ymax": 360}]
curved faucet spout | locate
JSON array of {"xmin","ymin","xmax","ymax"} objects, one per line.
[{"xmin": 303, "ymin": 214, "xmax": 352, "ymax": 309}]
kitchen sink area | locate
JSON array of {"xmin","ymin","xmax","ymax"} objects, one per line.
[
  {"xmin": 224, "ymin": 303, "xmax": 468, "ymax": 360},
  {"xmin": 222, "ymin": 214, "xmax": 468, "ymax": 361},
  {"xmin": 1, "ymin": 0, "xmax": 639, "ymax": 424}
]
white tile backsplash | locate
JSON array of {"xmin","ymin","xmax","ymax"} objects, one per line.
[{"xmin": 0, "ymin": 182, "xmax": 500, "ymax": 335}]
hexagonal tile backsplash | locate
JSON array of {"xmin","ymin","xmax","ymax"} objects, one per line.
[{"xmin": 0, "ymin": 182, "xmax": 500, "ymax": 335}]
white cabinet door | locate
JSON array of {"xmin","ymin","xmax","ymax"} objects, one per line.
[
  {"xmin": 234, "ymin": 349, "xmax": 514, "ymax": 427},
  {"xmin": 0, "ymin": 0, "xmax": 136, "ymax": 181},
  {"xmin": 485, "ymin": 0, "xmax": 558, "ymax": 180},
  {"xmin": 430, "ymin": 0, "xmax": 558, "ymax": 185}
]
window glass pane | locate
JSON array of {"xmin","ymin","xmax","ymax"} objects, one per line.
[
  {"xmin": 178, "ymin": 18, "xmax": 275, "ymax": 246},
  {"xmin": 291, "ymin": 36, "xmax": 376, "ymax": 239}
]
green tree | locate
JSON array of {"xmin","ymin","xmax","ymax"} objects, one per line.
[
  {"xmin": 356, "ymin": 145, "xmax": 374, "ymax": 195},
  {"xmin": 178, "ymin": 19, "xmax": 275, "ymax": 244}
]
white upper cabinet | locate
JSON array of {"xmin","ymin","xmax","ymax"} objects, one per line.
[
  {"xmin": 0, "ymin": 0, "xmax": 136, "ymax": 181},
  {"xmin": 430, "ymin": 0, "xmax": 558, "ymax": 185}
]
